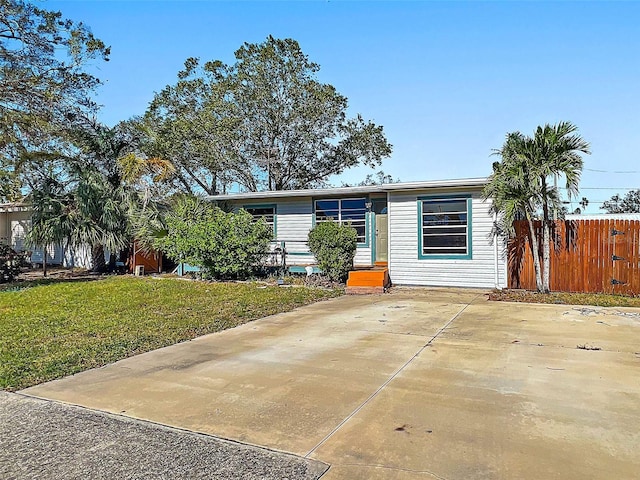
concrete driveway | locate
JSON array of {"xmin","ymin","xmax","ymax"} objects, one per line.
[{"xmin": 23, "ymin": 288, "xmax": 640, "ymax": 479}]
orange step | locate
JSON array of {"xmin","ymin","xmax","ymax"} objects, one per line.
[{"xmin": 346, "ymin": 268, "xmax": 390, "ymax": 288}]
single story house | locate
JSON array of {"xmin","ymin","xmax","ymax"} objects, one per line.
[
  {"xmin": 209, "ymin": 177, "xmax": 508, "ymax": 289},
  {"xmin": 0, "ymin": 202, "xmax": 108, "ymax": 270},
  {"xmin": 0, "ymin": 202, "xmax": 66, "ymax": 265}
]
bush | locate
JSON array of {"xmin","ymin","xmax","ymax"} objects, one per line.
[
  {"xmin": 308, "ymin": 221, "xmax": 357, "ymax": 282},
  {"xmin": 0, "ymin": 244, "xmax": 22, "ymax": 283},
  {"xmin": 154, "ymin": 196, "xmax": 273, "ymax": 280}
]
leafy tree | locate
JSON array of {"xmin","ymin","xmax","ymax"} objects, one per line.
[
  {"xmin": 231, "ymin": 36, "xmax": 392, "ymax": 190},
  {"xmin": 308, "ymin": 221, "xmax": 357, "ymax": 283},
  {"xmin": 484, "ymin": 122, "xmax": 590, "ymax": 293},
  {"xmin": 139, "ymin": 58, "xmax": 236, "ymax": 196},
  {"xmin": 141, "ymin": 36, "xmax": 392, "ymax": 193},
  {"xmin": 155, "ymin": 196, "xmax": 272, "ymax": 279},
  {"xmin": 0, "ymin": 168, "xmax": 21, "ymax": 200},
  {"xmin": 601, "ymin": 190, "xmax": 640, "ymax": 214},
  {"xmin": 0, "ymin": 0, "xmax": 109, "ymax": 199}
]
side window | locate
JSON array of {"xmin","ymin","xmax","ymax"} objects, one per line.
[
  {"xmin": 419, "ymin": 197, "xmax": 471, "ymax": 258},
  {"xmin": 315, "ymin": 198, "xmax": 367, "ymax": 243},
  {"xmin": 244, "ymin": 206, "xmax": 276, "ymax": 235}
]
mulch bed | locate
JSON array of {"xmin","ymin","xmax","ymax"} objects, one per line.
[{"xmin": 488, "ymin": 289, "xmax": 640, "ymax": 308}]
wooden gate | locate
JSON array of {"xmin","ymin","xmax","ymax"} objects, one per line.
[{"xmin": 508, "ymin": 219, "xmax": 640, "ymax": 294}]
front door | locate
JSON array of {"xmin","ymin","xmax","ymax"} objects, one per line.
[{"xmin": 375, "ymin": 214, "xmax": 388, "ymax": 262}]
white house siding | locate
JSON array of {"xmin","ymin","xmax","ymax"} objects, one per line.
[
  {"xmin": 274, "ymin": 198, "xmax": 313, "ymax": 260},
  {"xmin": 235, "ymin": 197, "xmax": 373, "ymax": 267},
  {"xmin": 0, "ymin": 210, "xmax": 65, "ymax": 266},
  {"xmin": 29, "ymin": 245, "xmax": 64, "ymax": 265},
  {"xmin": 63, "ymin": 244, "xmax": 93, "ymax": 269},
  {"xmin": 354, "ymin": 243, "xmax": 373, "ymax": 266},
  {"xmin": 0, "ymin": 210, "xmax": 31, "ymax": 248},
  {"xmin": 388, "ymin": 189, "xmax": 507, "ymax": 288}
]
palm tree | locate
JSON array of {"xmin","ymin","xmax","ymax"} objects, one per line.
[
  {"xmin": 69, "ymin": 121, "xmax": 134, "ymax": 271},
  {"xmin": 27, "ymin": 118, "xmax": 175, "ymax": 274},
  {"xmin": 72, "ymin": 168, "xmax": 131, "ymax": 272},
  {"xmin": 26, "ymin": 169, "xmax": 131, "ymax": 274},
  {"xmin": 485, "ymin": 132, "xmax": 545, "ymax": 292},
  {"xmin": 532, "ymin": 122, "xmax": 590, "ymax": 292},
  {"xmin": 26, "ymin": 177, "xmax": 74, "ymax": 276},
  {"xmin": 27, "ymin": 121, "xmax": 135, "ymax": 273},
  {"xmin": 485, "ymin": 122, "xmax": 590, "ymax": 293},
  {"xmin": 117, "ymin": 152, "xmax": 175, "ymax": 253}
]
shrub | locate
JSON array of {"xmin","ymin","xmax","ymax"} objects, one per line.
[
  {"xmin": 154, "ymin": 196, "xmax": 272, "ymax": 280},
  {"xmin": 0, "ymin": 244, "xmax": 22, "ymax": 283},
  {"xmin": 308, "ymin": 221, "xmax": 357, "ymax": 282}
]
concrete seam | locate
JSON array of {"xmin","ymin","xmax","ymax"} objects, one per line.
[{"xmin": 304, "ymin": 294, "xmax": 482, "ymax": 459}]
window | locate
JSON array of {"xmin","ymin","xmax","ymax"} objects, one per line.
[
  {"xmin": 315, "ymin": 198, "xmax": 367, "ymax": 243},
  {"xmin": 244, "ymin": 205, "xmax": 276, "ymax": 235},
  {"xmin": 419, "ymin": 197, "xmax": 471, "ymax": 258}
]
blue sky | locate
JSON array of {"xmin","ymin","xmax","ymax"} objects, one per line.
[{"xmin": 46, "ymin": 1, "xmax": 640, "ymax": 213}]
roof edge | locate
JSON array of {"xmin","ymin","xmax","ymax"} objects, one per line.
[{"xmin": 207, "ymin": 177, "xmax": 489, "ymax": 201}]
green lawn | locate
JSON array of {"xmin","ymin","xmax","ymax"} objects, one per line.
[{"xmin": 0, "ymin": 276, "xmax": 341, "ymax": 391}]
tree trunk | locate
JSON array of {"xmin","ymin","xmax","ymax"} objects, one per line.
[
  {"xmin": 107, "ymin": 251, "xmax": 117, "ymax": 272},
  {"xmin": 91, "ymin": 244, "xmax": 107, "ymax": 273},
  {"xmin": 542, "ymin": 220, "xmax": 551, "ymax": 293},
  {"xmin": 42, "ymin": 246, "xmax": 47, "ymax": 278},
  {"xmin": 541, "ymin": 177, "xmax": 551, "ymax": 293},
  {"xmin": 525, "ymin": 215, "xmax": 543, "ymax": 292}
]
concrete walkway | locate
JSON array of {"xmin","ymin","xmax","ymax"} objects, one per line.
[{"xmin": 22, "ymin": 288, "xmax": 640, "ymax": 479}]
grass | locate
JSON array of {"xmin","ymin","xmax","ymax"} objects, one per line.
[
  {"xmin": 0, "ymin": 276, "xmax": 341, "ymax": 391},
  {"xmin": 489, "ymin": 289, "xmax": 640, "ymax": 308}
]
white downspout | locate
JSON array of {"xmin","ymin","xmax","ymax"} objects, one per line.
[
  {"xmin": 386, "ymin": 192, "xmax": 391, "ymax": 274},
  {"xmin": 493, "ymin": 211, "xmax": 500, "ymax": 289}
]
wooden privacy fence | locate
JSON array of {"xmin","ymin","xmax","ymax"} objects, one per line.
[{"xmin": 508, "ymin": 219, "xmax": 640, "ymax": 295}]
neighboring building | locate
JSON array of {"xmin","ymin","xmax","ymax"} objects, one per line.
[
  {"xmin": 0, "ymin": 202, "xmax": 172, "ymax": 274},
  {"xmin": 209, "ymin": 177, "xmax": 507, "ymax": 289},
  {"xmin": 0, "ymin": 202, "xmax": 33, "ymax": 253},
  {"xmin": 0, "ymin": 202, "xmax": 91, "ymax": 268}
]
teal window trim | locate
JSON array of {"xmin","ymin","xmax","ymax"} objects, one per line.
[
  {"xmin": 242, "ymin": 203, "xmax": 277, "ymax": 238},
  {"xmin": 417, "ymin": 194, "xmax": 472, "ymax": 260},
  {"xmin": 312, "ymin": 196, "xmax": 370, "ymax": 248}
]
